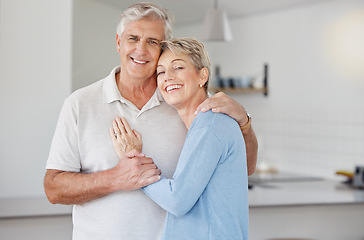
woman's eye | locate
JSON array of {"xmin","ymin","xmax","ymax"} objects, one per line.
[
  {"xmin": 157, "ymin": 71, "xmax": 165, "ymax": 76},
  {"xmin": 174, "ymin": 66, "xmax": 183, "ymax": 70}
]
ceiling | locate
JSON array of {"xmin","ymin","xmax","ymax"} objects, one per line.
[{"xmin": 96, "ymin": 0, "xmax": 335, "ymax": 26}]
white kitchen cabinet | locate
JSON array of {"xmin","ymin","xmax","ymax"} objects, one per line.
[{"xmin": 249, "ymin": 179, "xmax": 364, "ymax": 240}]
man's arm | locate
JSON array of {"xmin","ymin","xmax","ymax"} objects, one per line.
[
  {"xmin": 195, "ymin": 92, "xmax": 258, "ymax": 175},
  {"xmin": 44, "ymin": 152, "xmax": 161, "ymax": 205},
  {"xmin": 242, "ymin": 125, "xmax": 258, "ymax": 175}
]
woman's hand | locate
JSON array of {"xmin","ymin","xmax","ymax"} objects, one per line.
[{"xmin": 110, "ymin": 116, "xmax": 143, "ymax": 159}]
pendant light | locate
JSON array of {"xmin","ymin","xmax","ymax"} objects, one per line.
[{"xmin": 201, "ymin": 0, "xmax": 233, "ymax": 42}]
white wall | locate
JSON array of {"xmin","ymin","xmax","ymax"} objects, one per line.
[
  {"xmin": 175, "ymin": 0, "xmax": 364, "ymax": 179},
  {"xmin": 72, "ymin": 0, "xmax": 120, "ymax": 90},
  {"xmin": 0, "ymin": 0, "xmax": 121, "ymax": 218},
  {"xmin": 0, "ymin": 0, "xmax": 72, "ymax": 208}
]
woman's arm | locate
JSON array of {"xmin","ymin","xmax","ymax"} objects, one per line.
[
  {"xmin": 110, "ymin": 118, "xmax": 223, "ymax": 217},
  {"xmin": 142, "ymin": 128, "xmax": 223, "ymax": 217}
]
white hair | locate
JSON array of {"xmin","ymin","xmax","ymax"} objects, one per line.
[{"xmin": 116, "ymin": 3, "xmax": 174, "ymax": 40}]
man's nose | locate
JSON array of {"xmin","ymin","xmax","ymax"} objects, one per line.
[{"xmin": 135, "ymin": 41, "xmax": 148, "ymax": 54}]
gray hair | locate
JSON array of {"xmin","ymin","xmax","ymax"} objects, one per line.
[
  {"xmin": 161, "ymin": 37, "xmax": 211, "ymax": 92},
  {"xmin": 116, "ymin": 3, "xmax": 174, "ymax": 40}
]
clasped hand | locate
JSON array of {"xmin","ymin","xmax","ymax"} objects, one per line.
[
  {"xmin": 109, "ymin": 116, "xmax": 161, "ymax": 190},
  {"xmin": 110, "ymin": 116, "xmax": 143, "ymax": 158}
]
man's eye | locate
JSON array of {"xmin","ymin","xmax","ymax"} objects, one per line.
[
  {"xmin": 149, "ymin": 40, "xmax": 160, "ymax": 45},
  {"xmin": 129, "ymin": 37, "xmax": 138, "ymax": 41}
]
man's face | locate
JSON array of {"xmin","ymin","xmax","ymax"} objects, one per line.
[{"xmin": 117, "ymin": 18, "xmax": 165, "ymax": 81}]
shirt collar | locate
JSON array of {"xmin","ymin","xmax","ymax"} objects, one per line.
[{"xmin": 103, "ymin": 66, "xmax": 165, "ymax": 104}]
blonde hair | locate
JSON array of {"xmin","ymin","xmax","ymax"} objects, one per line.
[
  {"xmin": 116, "ymin": 3, "xmax": 174, "ymax": 40},
  {"xmin": 161, "ymin": 37, "xmax": 211, "ymax": 92}
]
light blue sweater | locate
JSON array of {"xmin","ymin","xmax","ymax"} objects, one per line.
[{"xmin": 143, "ymin": 111, "xmax": 249, "ymax": 240}]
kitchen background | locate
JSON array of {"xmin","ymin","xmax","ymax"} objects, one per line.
[
  {"xmin": 1, "ymin": 0, "xmax": 364, "ymax": 239},
  {"xmin": 73, "ymin": 0, "xmax": 364, "ymax": 180}
]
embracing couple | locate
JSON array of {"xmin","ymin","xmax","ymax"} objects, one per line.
[{"xmin": 45, "ymin": 3, "xmax": 257, "ymax": 240}]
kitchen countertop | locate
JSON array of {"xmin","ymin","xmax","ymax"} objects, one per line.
[{"xmin": 248, "ymin": 173, "xmax": 364, "ymax": 207}]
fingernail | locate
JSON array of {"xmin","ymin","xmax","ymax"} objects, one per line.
[{"xmin": 194, "ymin": 110, "xmax": 198, "ymax": 115}]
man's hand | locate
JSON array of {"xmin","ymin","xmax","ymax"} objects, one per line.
[
  {"xmin": 109, "ymin": 116, "xmax": 160, "ymax": 189},
  {"xmin": 110, "ymin": 149, "xmax": 161, "ymax": 191},
  {"xmin": 195, "ymin": 92, "xmax": 248, "ymax": 127},
  {"xmin": 44, "ymin": 150, "xmax": 161, "ymax": 205}
]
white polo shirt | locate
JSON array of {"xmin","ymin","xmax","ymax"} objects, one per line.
[{"xmin": 47, "ymin": 66, "xmax": 187, "ymax": 240}]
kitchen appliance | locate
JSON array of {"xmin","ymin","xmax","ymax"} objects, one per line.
[{"xmin": 353, "ymin": 166, "xmax": 364, "ymax": 188}]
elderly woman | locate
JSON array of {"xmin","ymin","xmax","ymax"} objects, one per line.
[{"xmin": 111, "ymin": 38, "xmax": 249, "ymax": 239}]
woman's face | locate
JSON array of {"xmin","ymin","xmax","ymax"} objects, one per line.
[{"xmin": 156, "ymin": 50, "xmax": 207, "ymax": 109}]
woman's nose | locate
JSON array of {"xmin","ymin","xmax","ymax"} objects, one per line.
[{"xmin": 164, "ymin": 70, "xmax": 174, "ymax": 82}]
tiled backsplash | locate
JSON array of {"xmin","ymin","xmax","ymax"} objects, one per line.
[{"xmin": 251, "ymin": 106, "xmax": 364, "ymax": 179}]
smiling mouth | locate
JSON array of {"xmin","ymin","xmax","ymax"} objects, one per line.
[
  {"xmin": 131, "ymin": 57, "xmax": 148, "ymax": 64},
  {"xmin": 165, "ymin": 84, "xmax": 182, "ymax": 93}
]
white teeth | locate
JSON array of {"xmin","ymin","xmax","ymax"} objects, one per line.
[
  {"xmin": 132, "ymin": 58, "xmax": 147, "ymax": 64},
  {"xmin": 166, "ymin": 85, "xmax": 182, "ymax": 92}
]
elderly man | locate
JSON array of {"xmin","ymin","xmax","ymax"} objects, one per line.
[{"xmin": 44, "ymin": 3, "xmax": 257, "ymax": 240}]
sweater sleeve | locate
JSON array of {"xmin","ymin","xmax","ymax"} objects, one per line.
[{"xmin": 143, "ymin": 126, "xmax": 223, "ymax": 217}]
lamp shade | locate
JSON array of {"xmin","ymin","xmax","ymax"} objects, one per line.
[{"xmin": 201, "ymin": 8, "xmax": 233, "ymax": 42}]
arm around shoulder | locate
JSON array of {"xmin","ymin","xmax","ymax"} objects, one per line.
[{"xmin": 241, "ymin": 125, "xmax": 258, "ymax": 176}]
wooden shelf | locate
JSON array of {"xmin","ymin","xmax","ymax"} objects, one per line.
[
  {"xmin": 209, "ymin": 64, "xmax": 269, "ymax": 97},
  {"xmin": 209, "ymin": 86, "xmax": 268, "ymax": 95}
]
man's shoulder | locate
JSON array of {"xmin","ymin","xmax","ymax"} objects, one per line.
[
  {"xmin": 67, "ymin": 79, "xmax": 105, "ymax": 103},
  {"xmin": 68, "ymin": 66, "xmax": 118, "ymax": 102}
]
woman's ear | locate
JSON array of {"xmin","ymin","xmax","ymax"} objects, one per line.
[{"xmin": 199, "ymin": 67, "xmax": 209, "ymax": 86}]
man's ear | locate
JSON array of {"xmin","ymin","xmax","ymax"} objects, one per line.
[{"xmin": 116, "ymin": 34, "xmax": 121, "ymax": 53}]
